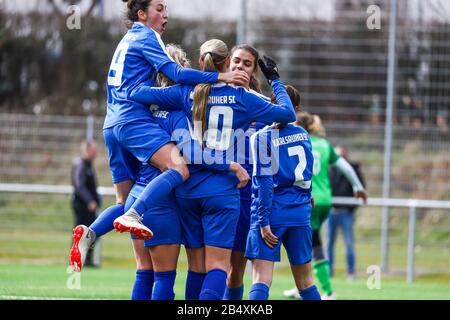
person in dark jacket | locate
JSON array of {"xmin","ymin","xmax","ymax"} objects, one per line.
[
  {"xmin": 327, "ymin": 146, "xmax": 365, "ymax": 280},
  {"xmin": 71, "ymin": 140, "xmax": 100, "ymax": 267}
]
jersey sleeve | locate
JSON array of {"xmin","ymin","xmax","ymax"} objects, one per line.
[
  {"xmin": 328, "ymin": 141, "xmax": 341, "ymax": 165},
  {"xmin": 130, "ymin": 84, "xmax": 189, "ymax": 110},
  {"xmin": 159, "ymin": 63, "xmax": 219, "ymax": 85},
  {"xmin": 250, "ymin": 130, "xmax": 273, "ymax": 227},
  {"xmin": 141, "ymin": 30, "xmax": 174, "ymax": 72},
  {"xmin": 242, "ymin": 80, "xmax": 296, "ymax": 125},
  {"xmin": 141, "ymin": 30, "xmax": 218, "ymax": 84}
]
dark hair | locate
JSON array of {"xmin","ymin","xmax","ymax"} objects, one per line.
[
  {"xmin": 271, "ymin": 85, "xmax": 301, "ymax": 112},
  {"xmin": 122, "ymin": 0, "xmax": 152, "ymax": 28},
  {"xmin": 285, "ymin": 85, "xmax": 301, "ymax": 112},
  {"xmin": 230, "ymin": 44, "xmax": 262, "ymax": 93}
]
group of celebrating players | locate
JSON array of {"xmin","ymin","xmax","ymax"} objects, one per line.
[{"xmin": 69, "ymin": 0, "xmax": 368, "ymax": 301}]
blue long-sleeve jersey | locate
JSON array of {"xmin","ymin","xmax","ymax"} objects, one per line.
[
  {"xmin": 130, "ymin": 108, "xmax": 229, "ymax": 198},
  {"xmin": 239, "ymin": 122, "xmax": 266, "ymax": 201},
  {"xmin": 130, "ymin": 79, "xmax": 296, "ymax": 198},
  {"xmin": 250, "ymin": 124, "xmax": 314, "ymax": 228},
  {"xmin": 104, "ymin": 22, "xmax": 218, "ymax": 129}
]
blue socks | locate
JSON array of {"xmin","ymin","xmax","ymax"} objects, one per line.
[
  {"xmin": 186, "ymin": 271, "xmax": 206, "ymax": 300},
  {"xmin": 300, "ymin": 285, "xmax": 321, "ymax": 300},
  {"xmin": 131, "ymin": 169, "xmax": 184, "ymax": 215},
  {"xmin": 199, "ymin": 269, "xmax": 228, "ymax": 300},
  {"xmin": 89, "ymin": 204, "xmax": 124, "ymax": 238},
  {"xmin": 249, "ymin": 283, "xmax": 270, "ymax": 300},
  {"xmin": 223, "ymin": 285, "xmax": 244, "ymax": 300},
  {"xmin": 131, "ymin": 269, "xmax": 154, "ymax": 300},
  {"xmin": 152, "ymin": 270, "xmax": 176, "ymax": 300}
]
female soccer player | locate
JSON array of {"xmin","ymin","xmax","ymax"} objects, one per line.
[
  {"xmin": 128, "ymin": 44, "xmax": 249, "ymax": 300},
  {"xmin": 245, "ymin": 85, "xmax": 321, "ymax": 301},
  {"xmin": 70, "ymin": 0, "xmax": 249, "ymax": 272},
  {"xmin": 129, "ymin": 38, "xmax": 296, "ymax": 300},
  {"xmin": 283, "ymin": 112, "xmax": 368, "ymax": 300},
  {"xmin": 224, "ymin": 44, "xmax": 266, "ymax": 300}
]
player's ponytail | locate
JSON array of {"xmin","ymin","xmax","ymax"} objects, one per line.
[
  {"xmin": 296, "ymin": 112, "xmax": 326, "ymax": 137},
  {"xmin": 192, "ymin": 39, "xmax": 229, "ymax": 143},
  {"xmin": 122, "ymin": 0, "xmax": 152, "ymax": 29}
]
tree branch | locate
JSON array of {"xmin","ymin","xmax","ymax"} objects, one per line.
[{"xmin": 47, "ymin": 0, "xmax": 64, "ymax": 18}]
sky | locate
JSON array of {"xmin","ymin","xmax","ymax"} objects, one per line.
[{"xmin": 1, "ymin": 0, "xmax": 449, "ymax": 23}]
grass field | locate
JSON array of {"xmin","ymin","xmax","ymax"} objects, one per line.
[{"xmin": 1, "ymin": 228, "xmax": 449, "ymax": 300}]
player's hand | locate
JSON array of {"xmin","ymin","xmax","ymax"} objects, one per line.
[
  {"xmin": 229, "ymin": 162, "xmax": 250, "ymax": 189},
  {"xmin": 260, "ymin": 225, "xmax": 278, "ymax": 249},
  {"xmin": 258, "ymin": 55, "xmax": 280, "ymax": 83},
  {"xmin": 354, "ymin": 189, "xmax": 368, "ymax": 204},
  {"xmin": 218, "ymin": 70, "xmax": 250, "ymax": 87},
  {"xmin": 88, "ymin": 201, "xmax": 98, "ymax": 213}
]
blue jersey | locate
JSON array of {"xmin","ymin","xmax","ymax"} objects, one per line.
[
  {"xmin": 129, "ymin": 109, "xmax": 183, "ymax": 198},
  {"xmin": 131, "ymin": 107, "xmax": 230, "ymax": 197},
  {"xmin": 250, "ymin": 124, "xmax": 314, "ymax": 228},
  {"xmin": 130, "ymin": 79, "xmax": 296, "ymax": 198},
  {"xmin": 105, "ymin": 22, "xmax": 218, "ymax": 129},
  {"xmin": 105, "ymin": 23, "xmax": 173, "ymax": 128},
  {"xmin": 239, "ymin": 122, "xmax": 266, "ymax": 201}
]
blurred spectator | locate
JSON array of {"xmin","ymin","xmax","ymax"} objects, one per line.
[
  {"xmin": 436, "ymin": 109, "xmax": 448, "ymax": 133},
  {"xmin": 369, "ymin": 94, "xmax": 381, "ymax": 125},
  {"xmin": 410, "ymin": 98, "xmax": 425, "ymax": 129},
  {"xmin": 70, "ymin": 140, "xmax": 100, "ymax": 267},
  {"xmin": 326, "ymin": 146, "xmax": 365, "ymax": 280}
]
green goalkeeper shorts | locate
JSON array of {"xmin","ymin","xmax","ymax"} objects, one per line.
[{"xmin": 311, "ymin": 205, "xmax": 332, "ymax": 231}]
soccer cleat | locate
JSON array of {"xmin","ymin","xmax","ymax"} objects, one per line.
[
  {"xmin": 322, "ymin": 292, "xmax": 337, "ymax": 300},
  {"xmin": 70, "ymin": 225, "xmax": 95, "ymax": 272},
  {"xmin": 113, "ymin": 209, "xmax": 153, "ymax": 240},
  {"xmin": 282, "ymin": 287, "xmax": 301, "ymax": 299}
]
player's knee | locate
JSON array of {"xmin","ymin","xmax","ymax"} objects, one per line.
[
  {"xmin": 116, "ymin": 199, "xmax": 126, "ymax": 205},
  {"xmin": 206, "ymin": 260, "xmax": 229, "ymax": 273},
  {"xmin": 175, "ymin": 164, "xmax": 190, "ymax": 181},
  {"xmin": 135, "ymin": 253, "xmax": 153, "ymax": 270}
]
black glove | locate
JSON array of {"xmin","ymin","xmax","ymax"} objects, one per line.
[{"xmin": 258, "ymin": 55, "xmax": 280, "ymax": 83}]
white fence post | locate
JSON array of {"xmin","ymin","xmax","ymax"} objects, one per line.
[
  {"xmin": 381, "ymin": 0, "xmax": 398, "ymax": 274},
  {"xmin": 407, "ymin": 206, "xmax": 417, "ymax": 284}
]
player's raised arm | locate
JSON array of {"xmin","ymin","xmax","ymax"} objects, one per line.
[
  {"xmin": 142, "ymin": 30, "xmax": 249, "ymax": 86},
  {"xmin": 241, "ymin": 56, "xmax": 296, "ymax": 124}
]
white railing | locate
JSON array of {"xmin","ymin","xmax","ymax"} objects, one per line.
[{"xmin": 1, "ymin": 183, "xmax": 449, "ymax": 284}]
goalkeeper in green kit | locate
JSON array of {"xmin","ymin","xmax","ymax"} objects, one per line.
[{"xmin": 284, "ymin": 112, "xmax": 368, "ymax": 300}]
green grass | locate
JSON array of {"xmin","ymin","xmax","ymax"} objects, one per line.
[
  {"xmin": 0, "ymin": 192, "xmax": 449, "ymax": 300},
  {"xmin": 1, "ymin": 262, "xmax": 449, "ymax": 300},
  {"xmin": 1, "ymin": 228, "xmax": 449, "ymax": 300}
]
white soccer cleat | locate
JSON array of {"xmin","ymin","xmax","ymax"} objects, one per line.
[
  {"xmin": 283, "ymin": 287, "xmax": 301, "ymax": 299},
  {"xmin": 113, "ymin": 209, "xmax": 153, "ymax": 240},
  {"xmin": 70, "ymin": 225, "xmax": 95, "ymax": 272},
  {"xmin": 322, "ymin": 292, "xmax": 337, "ymax": 300}
]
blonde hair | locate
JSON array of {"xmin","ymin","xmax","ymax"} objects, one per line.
[
  {"xmin": 156, "ymin": 44, "xmax": 191, "ymax": 88},
  {"xmin": 192, "ymin": 39, "xmax": 229, "ymax": 143},
  {"xmin": 296, "ymin": 112, "xmax": 326, "ymax": 137}
]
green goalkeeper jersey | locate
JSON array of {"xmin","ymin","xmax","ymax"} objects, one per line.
[{"xmin": 310, "ymin": 135, "xmax": 340, "ymax": 206}]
